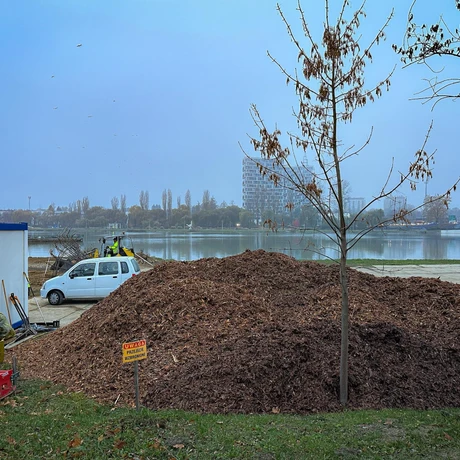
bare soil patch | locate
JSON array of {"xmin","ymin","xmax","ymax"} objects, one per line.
[
  {"xmin": 12, "ymin": 250, "xmax": 460, "ymax": 414},
  {"xmin": 27, "ymin": 258, "xmax": 55, "ymax": 295}
]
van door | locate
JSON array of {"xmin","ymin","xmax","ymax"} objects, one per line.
[
  {"xmin": 119, "ymin": 260, "xmax": 133, "ymax": 284},
  {"xmin": 67, "ymin": 262, "xmax": 97, "ymax": 298},
  {"xmin": 95, "ymin": 260, "xmax": 122, "ymax": 297}
]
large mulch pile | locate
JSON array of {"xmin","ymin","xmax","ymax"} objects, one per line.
[{"xmin": 11, "ymin": 250, "xmax": 460, "ymax": 414}]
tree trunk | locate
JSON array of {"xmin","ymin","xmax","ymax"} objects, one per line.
[{"xmin": 339, "ymin": 234, "xmax": 349, "ymax": 406}]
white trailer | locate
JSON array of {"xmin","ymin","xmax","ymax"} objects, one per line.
[{"xmin": 0, "ymin": 223, "xmax": 28, "ymax": 328}]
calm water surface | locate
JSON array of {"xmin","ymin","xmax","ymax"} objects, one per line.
[{"xmin": 28, "ymin": 229, "xmax": 460, "ymax": 261}]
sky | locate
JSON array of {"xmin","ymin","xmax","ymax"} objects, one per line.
[{"xmin": 2, "ymin": 0, "xmax": 459, "ymax": 211}]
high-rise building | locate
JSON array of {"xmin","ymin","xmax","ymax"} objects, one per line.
[
  {"xmin": 343, "ymin": 197, "xmax": 366, "ymax": 215},
  {"xmin": 242, "ymin": 157, "xmax": 313, "ymax": 222}
]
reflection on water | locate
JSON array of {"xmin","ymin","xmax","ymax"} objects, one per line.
[{"xmin": 28, "ymin": 229, "xmax": 460, "ymax": 261}]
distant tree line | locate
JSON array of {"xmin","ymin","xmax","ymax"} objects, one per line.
[
  {"xmin": 1, "ymin": 189, "xmax": 258, "ymax": 230},
  {"xmin": 0, "ymin": 189, "xmax": 455, "ymax": 230}
]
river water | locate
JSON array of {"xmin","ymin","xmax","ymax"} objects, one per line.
[{"xmin": 28, "ymin": 229, "xmax": 460, "ymax": 261}]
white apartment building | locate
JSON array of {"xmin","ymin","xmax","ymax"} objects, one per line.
[
  {"xmin": 242, "ymin": 157, "xmax": 312, "ymax": 222},
  {"xmin": 344, "ymin": 197, "xmax": 366, "ymax": 215}
]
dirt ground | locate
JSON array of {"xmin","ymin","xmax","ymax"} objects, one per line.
[
  {"xmin": 10, "ymin": 250, "xmax": 460, "ymax": 414},
  {"xmin": 27, "ymin": 258, "xmax": 55, "ymax": 295}
]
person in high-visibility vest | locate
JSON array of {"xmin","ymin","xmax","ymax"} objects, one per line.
[{"xmin": 108, "ymin": 237, "xmax": 119, "ymax": 257}]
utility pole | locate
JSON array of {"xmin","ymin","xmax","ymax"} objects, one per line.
[{"xmin": 28, "ymin": 196, "xmax": 31, "ymax": 211}]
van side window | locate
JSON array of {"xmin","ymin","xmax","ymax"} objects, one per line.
[
  {"xmin": 99, "ymin": 262, "xmax": 119, "ymax": 276},
  {"xmin": 70, "ymin": 263, "xmax": 96, "ymax": 278},
  {"xmin": 121, "ymin": 262, "xmax": 129, "ymax": 274},
  {"xmin": 131, "ymin": 259, "xmax": 140, "ymax": 272}
]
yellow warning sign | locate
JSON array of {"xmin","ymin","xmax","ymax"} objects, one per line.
[{"xmin": 122, "ymin": 339, "xmax": 147, "ymax": 364}]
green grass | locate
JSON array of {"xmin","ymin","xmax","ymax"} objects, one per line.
[{"xmin": 1, "ymin": 379, "xmax": 459, "ymax": 459}]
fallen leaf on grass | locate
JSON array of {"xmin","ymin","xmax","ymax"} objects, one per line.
[
  {"xmin": 114, "ymin": 439, "xmax": 126, "ymax": 449},
  {"xmin": 105, "ymin": 428, "xmax": 121, "ymax": 436},
  {"xmin": 2, "ymin": 399, "xmax": 17, "ymax": 407},
  {"xmin": 149, "ymin": 440, "xmax": 163, "ymax": 449},
  {"xmin": 68, "ymin": 436, "xmax": 82, "ymax": 448}
]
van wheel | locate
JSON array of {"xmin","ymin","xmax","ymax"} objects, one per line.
[{"xmin": 48, "ymin": 291, "xmax": 63, "ymax": 306}]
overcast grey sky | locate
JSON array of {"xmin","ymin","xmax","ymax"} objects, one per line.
[{"xmin": 2, "ymin": 0, "xmax": 459, "ymax": 210}]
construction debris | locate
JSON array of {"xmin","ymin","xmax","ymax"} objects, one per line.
[{"xmin": 48, "ymin": 228, "xmax": 96, "ymax": 275}]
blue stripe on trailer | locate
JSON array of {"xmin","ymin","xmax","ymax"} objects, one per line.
[{"xmin": 0, "ymin": 223, "xmax": 28, "ymax": 231}]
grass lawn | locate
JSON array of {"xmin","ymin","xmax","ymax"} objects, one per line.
[{"xmin": 0, "ymin": 379, "xmax": 459, "ymax": 459}]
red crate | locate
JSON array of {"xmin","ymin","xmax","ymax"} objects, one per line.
[{"xmin": 0, "ymin": 369, "xmax": 15, "ymax": 399}]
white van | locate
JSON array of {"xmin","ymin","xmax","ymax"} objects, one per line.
[{"xmin": 40, "ymin": 256, "xmax": 141, "ymax": 305}]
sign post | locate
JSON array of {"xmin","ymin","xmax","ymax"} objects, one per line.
[{"xmin": 122, "ymin": 339, "xmax": 147, "ymax": 410}]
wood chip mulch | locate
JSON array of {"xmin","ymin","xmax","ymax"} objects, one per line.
[{"xmin": 10, "ymin": 250, "xmax": 460, "ymax": 414}]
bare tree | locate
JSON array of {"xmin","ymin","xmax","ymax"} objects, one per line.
[
  {"xmin": 185, "ymin": 189, "xmax": 192, "ymax": 212},
  {"xmin": 81, "ymin": 197, "xmax": 90, "ymax": 216},
  {"xmin": 202, "ymin": 190, "xmax": 211, "ymax": 210},
  {"xmin": 46, "ymin": 203, "xmax": 56, "ymax": 216},
  {"xmin": 120, "ymin": 194, "xmax": 127, "ymax": 214},
  {"xmin": 162, "ymin": 189, "xmax": 167, "ymax": 213},
  {"xmin": 139, "ymin": 190, "xmax": 149, "ymax": 210},
  {"xmin": 393, "ymin": 0, "xmax": 460, "ymax": 107},
  {"xmin": 423, "ymin": 194, "xmax": 451, "ymax": 224},
  {"xmin": 111, "ymin": 196, "xmax": 119, "ymax": 211},
  {"xmin": 167, "ymin": 189, "xmax": 173, "ymax": 221},
  {"xmin": 245, "ymin": 0, "xmax": 459, "ymax": 405}
]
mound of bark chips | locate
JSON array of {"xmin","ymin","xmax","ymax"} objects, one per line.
[{"xmin": 13, "ymin": 250, "xmax": 460, "ymax": 414}]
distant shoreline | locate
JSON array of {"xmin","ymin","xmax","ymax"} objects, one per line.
[
  {"xmin": 29, "ymin": 237, "xmax": 83, "ymax": 243},
  {"xmin": 27, "ymin": 256, "xmax": 460, "ymax": 267}
]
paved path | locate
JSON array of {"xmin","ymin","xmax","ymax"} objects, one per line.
[
  {"xmin": 28, "ymin": 297, "xmax": 94, "ymax": 327},
  {"xmin": 354, "ymin": 264, "xmax": 460, "ymax": 284}
]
